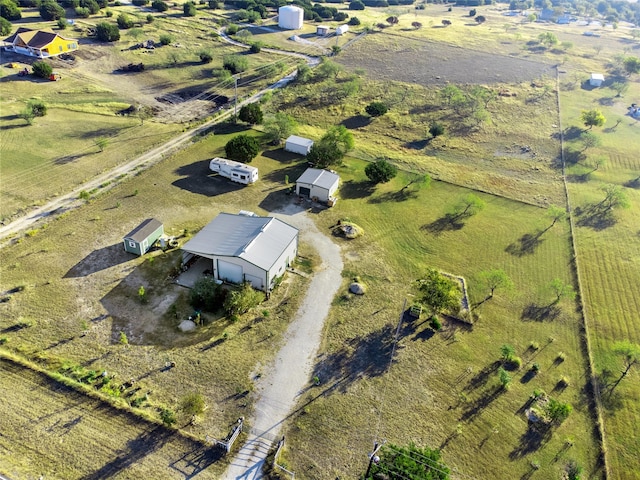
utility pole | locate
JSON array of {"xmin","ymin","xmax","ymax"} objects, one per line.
[
  {"xmin": 364, "ymin": 441, "xmax": 383, "ymax": 479},
  {"xmin": 234, "ymin": 75, "xmax": 238, "ymax": 122}
]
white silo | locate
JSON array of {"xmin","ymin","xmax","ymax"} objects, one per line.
[{"xmin": 278, "ymin": 5, "xmax": 304, "ymax": 30}]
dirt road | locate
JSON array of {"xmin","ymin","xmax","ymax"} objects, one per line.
[{"xmin": 222, "ymin": 205, "xmax": 343, "ymax": 479}]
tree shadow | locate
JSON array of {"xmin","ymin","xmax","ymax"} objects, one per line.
[
  {"xmin": 340, "ymin": 114, "xmax": 371, "ymax": 129},
  {"xmin": 311, "ymin": 324, "xmax": 398, "ymax": 393},
  {"xmin": 598, "ymin": 97, "xmax": 615, "ymax": 106},
  {"xmin": 172, "ymin": 160, "xmax": 245, "ymax": 197},
  {"xmin": 421, "ymin": 212, "xmax": 467, "ymax": 235},
  {"xmin": 168, "ymin": 444, "xmax": 223, "ymax": 479},
  {"xmin": 54, "ymin": 152, "xmax": 91, "ymax": 165},
  {"xmin": 505, "ymin": 230, "xmax": 545, "ymax": 256},
  {"xmin": 403, "ymin": 138, "xmax": 430, "ymax": 150},
  {"xmin": 521, "ymin": 303, "xmax": 561, "ymax": 322},
  {"xmin": 464, "ymin": 360, "xmax": 501, "ymax": 392},
  {"xmin": 368, "ymin": 188, "xmax": 418, "ymax": 204},
  {"xmin": 459, "ymin": 385, "xmax": 504, "ymax": 422},
  {"xmin": 65, "ymin": 244, "xmax": 132, "ymax": 278},
  {"xmin": 339, "ymin": 179, "xmax": 375, "ymax": 199},
  {"xmin": 574, "ymin": 204, "xmax": 617, "ymax": 230},
  {"xmin": 520, "ymin": 369, "xmax": 538, "ymax": 384},
  {"xmin": 551, "ymin": 125, "xmax": 583, "ymax": 141},
  {"xmin": 624, "ymin": 176, "xmax": 640, "ymax": 189},
  {"xmin": 509, "ymin": 423, "xmax": 553, "ymax": 459}
]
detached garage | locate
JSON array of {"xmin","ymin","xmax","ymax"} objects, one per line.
[
  {"xmin": 123, "ymin": 218, "xmax": 164, "ymax": 256},
  {"xmin": 296, "ymin": 168, "xmax": 340, "ymax": 204},
  {"xmin": 284, "ymin": 135, "xmax": 314, "ymax": 156},
  {"xmin": 181, "ymin": 213, "xmax": 298, "ymax": 291}
]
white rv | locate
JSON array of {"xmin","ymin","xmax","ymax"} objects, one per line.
[{"xmin": 209, "ymin": 157, "xmax": 258, "ymax": 185}]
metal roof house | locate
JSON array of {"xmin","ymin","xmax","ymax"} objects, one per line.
[
  {"xmin": 295, "ymin": 168, "xmax": 339, "ymax": 204},
  {"xmin": 590, "ymin": 73, "xmax": 605, "ymax": 87},
  {"xmin": 284, "ymin": 135, "xmax": 314, "ymax": 156},
  {"xmin": 123, "ymin": 218, "xmax": 164, "ymax": 256},
  {"xmin": 181, "ymin": 213, "xmax": 298, "ymax": 291},
  {"xmin": 3, "ymin": 27, "xmax": 78, "ymax": 58}
]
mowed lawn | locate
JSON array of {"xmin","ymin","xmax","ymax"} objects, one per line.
[
  {"xmin": 560, "ymin": 72, "xmax": 640, "ymax": 479},
  {"xmin": 278, "ymin": 160, "xmax": 600, "ymax": 479},
  {"xmin": 0, "ymin": 358, "xmax": 225, "ymax": 480}
]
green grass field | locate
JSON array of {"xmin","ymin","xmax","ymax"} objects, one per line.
[
  {"xmin": 559, "ymin": 64, "xmax": 640, "ymax": 480},
  {"xmin": 1, "ymin": 3, "xmax": 639, "ymax": 479}
]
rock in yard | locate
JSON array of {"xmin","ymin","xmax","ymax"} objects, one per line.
[
  {"xmin": 349, "ymin": 282, "xmax": 366, "ymax": 295},
  {"xmin": 179, "ymin": 320, "xmax": 197, "ymax": 332}
]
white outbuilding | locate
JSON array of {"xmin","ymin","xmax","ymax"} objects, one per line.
[
  {"xmin": 278, "ymin": 5, "xmax": 304, "ymax": 30},
  {"xmin": 181, "ymin": 213, "xmax": 298, "ymax": 292},
  {"xmin": 296, "ymin": 168, "xmax": 340, "ymax": 204},
  {"xmin": 590, "ymin": 73, "xmax": 604, "ymax": 87},
  {"xmin": 284, "ymin": 135, "xmax": 314, "ymax": 156},
  {"xmin": 316, "ymin": 25, "xmax": 330, "ymax": 36},
  {"xmin": 336, "ymin": 24, "xmax": 349, "ymax": 35}
]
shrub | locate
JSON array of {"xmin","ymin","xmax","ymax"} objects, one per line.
[
  {"xmin": 117, "ymin": 13, "xmax": 134, "ymax": 29},
  {"xmin": 119, "ymin": 331, "xmax": 128, "ymax": 344},
  {"xmin": 430, "ymin": 316, "xmax": 442, "ymax": 331},
  {"xmin": 132, "ymin": 0, "xmax": 148, "ymax": 4},
  {"xmin": 180, "ymin": 392, "xmax": 205, "ymax": 416},
  {"xmin": 159, "ymin": 34, "xmax": 173, "ymax": 45},
  {"xmin": 27, "ymin": 100, "xmax": 47, "ymax": 116},
  {"xmin": 81, "ymin": 0, "xmax": 100, "ymax": 13},
  {"xmin": 507, "ymin": 356, "xmax": 522, "ymax": 370},
  {"xmin": 146, "ymin": 13, "xmax": 153, "ymax": 22},
  {"xmin": 429, "ymin": 122, "xmax": 445, "ymax": 137},
  {"xmin": 39, "ymin": 0, "xmax": 65, "ymax": 20},
  {"xmin": 160, "ymin": 408, "xmax": 176, "ymax": 426},
  {"xmin": 96, "ymin": 22, "xmax": 120, "ymax": 41},
  {"xmin": 531, "ymin": 362, "xmax": 540, "ymax": 373},
  {"xmin": 57, "ymin": 18, "xmax": 68, "ymax": 29},
  {"xmin": 224, "ymin": 134, "xmax": 260, "ymax": 163},
  {"xmin": 365, "ymin": 158, "xmax": 397, "ymax": 184},
  {"xmin": 238, "ymin": 103, "xmax": 263, "ymax": 124},
  {"xmin": 152, "ymin": 0, "xmax": 168, "ymax": 10},
  {"xmin": 348, "ymin": 16, "xmax": 360, "ymax": 25},
  {"xmin": 227, "ymin": 23, "xmax": 239, "ymax": 34},
  {"xmin": 32, "ymin": 61, "xmax": 53, "ymax": 79},
  {"xmin": 334, "ymin": 11, "xmax": 348, "ymax": 21},
  {"xmin": 190, "ymin": 277, "xmax": 225, "ymax": 312},
  {"xmin": 105, "ymin": 9, "xmax": 112, "ymax": 16},
  {"xmin": 183, "ymin": 1, "xmax": 196, "ymax": 16},
  {"xmin": 208, "ymin": 0, "xmax": 218, "ymax": 7},
  {"xmin": 223, "ymin": 282, "xmax": 264, "ymax": 316},
  {"xmin": 469, "ymin": 8, "xmax": 476, "ymax": 16},
  {"xmin": 249, "ymin": 42, "xmax": 261, "ymax": 53},
  {"xmin": 365, "ymin": 101, "xmax": 388, "ymax": 117},
  {"xmin": 1, "ymin": 0, "xmax": 22, "ymax": 20},
  {"xmin": 75, "ymin": 7, "xmax": 90, "ymax": 17},
  {"xmin": 349, "ymin": 0, "xmax": 365, "ymax": 8},
  {"xmin": 199, "ymin": 50, "xmax": 213, "ymax": 63},
  {"xmin": 223, "ymin": 54, "xmax": 248, "ymax": 74}
]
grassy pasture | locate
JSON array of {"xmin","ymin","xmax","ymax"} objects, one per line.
[
  {"xmin": 278, "ymin": 160, "xmax": 600, "ymax": 479},
  {"xmin": 559, "ymin": 63, "xmax": 640, "ymax": 479}
]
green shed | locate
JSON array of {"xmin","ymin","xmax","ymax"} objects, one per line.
[{"xmin": 123, "ymin": 218, "xmax": 163, "ymax": 256}]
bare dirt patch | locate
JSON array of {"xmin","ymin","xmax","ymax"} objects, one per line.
[{"xmin": 338, "ymin": 32, "xmax": 555, "ymax": 85}]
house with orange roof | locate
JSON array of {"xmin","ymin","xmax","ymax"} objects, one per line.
[{"xmin": 3, "ymin": 27, "xmax": 78, "ymax": 58}]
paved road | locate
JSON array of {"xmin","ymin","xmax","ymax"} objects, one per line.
[{"xmin": 222, "ymin": 205, "xmax": 343, "ymax": 479}]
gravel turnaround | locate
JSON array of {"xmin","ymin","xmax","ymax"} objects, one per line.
[{"xmin": 222, "ymin": 205, "xmax": 343, "ymax": 479}]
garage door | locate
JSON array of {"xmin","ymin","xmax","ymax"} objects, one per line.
[
  {"xmin": 299, "ymin": 186, "xmax": 311, "ymax": 197},
  {"xmin": 244, "ymin": 274, "xmax": 263, "ymax": 290},
  {"xmin": 217, "ymin": 260, "xmax": 243, "ymax": 284}
]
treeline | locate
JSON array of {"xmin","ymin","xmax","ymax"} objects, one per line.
[{"xmin": 496, "ymin": 0, "xmax": 640, "ymax": 25}]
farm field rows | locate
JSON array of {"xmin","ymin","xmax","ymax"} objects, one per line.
[
  {"xmin": 1, "ymin": 2, "xmax": 639, "ymax": 479},
  {"xmin": 0, "ymin": 358, "xmax": 223, "ymax": 480}
]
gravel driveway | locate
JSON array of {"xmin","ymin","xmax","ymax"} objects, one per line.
[{"xmin": 222, "ymin": 204, "xmax": 343, "ymax": 479}]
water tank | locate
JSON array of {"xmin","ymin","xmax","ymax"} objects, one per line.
[{"xmin": 279, "ymin": 5, "xmax": 304, "ymax": 30}]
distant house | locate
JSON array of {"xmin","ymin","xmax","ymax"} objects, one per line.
[
  {"xmin": 538, "ymin": 8, "xmax": 555, "ymax": 21},
  {"xmin": 284, "ymin": 135, "xmax": 314, "ymax": 156},
  {"xmin": 336, "ymin": 24, "xmax": 349, "ymax": 35},
  {"xmin": 123, "ymin": 219, "xmax": 164, "ymax": 256},
  {"xmin": 181, "ymin": 213, "xmax": 298, "ymax": 291},
  {"xmin": 590, "ymin": 73, "xmax": 604, "ymax": 87},
  {"xmin": 295, "ymin": 168, "xmax": 339, "ymax": 204},
  {"xmin": 3, "ymin": 28, "xmax": 78, "ymax": 58},
  {"xmin": 317, "ymin": 25, "xmax": 330, "ymax": 36}
]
